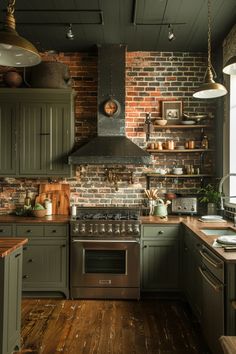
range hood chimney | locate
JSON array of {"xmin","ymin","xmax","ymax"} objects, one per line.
[{"xmin": 68, "ymin": 44, "xmax": 151, "ymax": 165}]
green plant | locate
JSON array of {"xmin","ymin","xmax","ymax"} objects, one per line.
[{"xmin": 197, "ymin": 184, "xmax": 221, "ymax": 204}]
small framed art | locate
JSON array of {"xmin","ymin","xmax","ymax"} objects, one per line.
[{"xmin": 162, "ymin": 101, "xmax": 182, "ymax": 123}]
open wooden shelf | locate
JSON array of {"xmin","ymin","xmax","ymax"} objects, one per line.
[
  {"xmin": 145, "ymin": 173, "xmax": 213, "ymax": 178},
  {"xmin": 146, "ymin": 149, "xmax": 214, "ymax": 153},
  {"xmin": 153, "ymin": 124, "xmax": 211, "ymax": 129}
]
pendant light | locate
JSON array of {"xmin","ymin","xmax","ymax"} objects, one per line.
[
  {"xmin": 193, "ymin": 0, "xmax": 227, "ymax": 99},
  {"xmin": 223, "ymin": 56, "xmax": 236, "ymax": 76},
  {"xmin": 0, "ymin": 0, "xmax": 41, "ymax": 67}
]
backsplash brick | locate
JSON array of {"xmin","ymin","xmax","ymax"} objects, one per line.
[{"xmin": 0, "ymin": 50, "xmax": 217, "ymax": 213}]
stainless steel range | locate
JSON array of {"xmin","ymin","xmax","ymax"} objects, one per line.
[{"xmin": 70, "ymin": 207, "xmax": 141, "ymax": 299}]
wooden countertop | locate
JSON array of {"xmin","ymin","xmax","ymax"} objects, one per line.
[
  {"xmin": 141, "ymin": 215, "xmax": 236, "ymax": 263},
  {"xmin": 0, "ymin": 215, "xmax": 70, "ymax": 223},
  {"xmin": 0, "ymin": 238, "xmax": 28, "ymax": 258}
]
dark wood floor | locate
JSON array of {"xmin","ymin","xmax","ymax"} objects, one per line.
[{"xmin": 14, "ymin": 298, "xmax": 211, "ymax": 354}]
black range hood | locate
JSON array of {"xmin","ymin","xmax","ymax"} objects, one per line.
[{"xmin": 68, "ymin": 44, "xmax": 151, "ymax": 165}]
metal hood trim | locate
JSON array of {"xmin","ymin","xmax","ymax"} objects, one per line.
[{"xmin": 68, "ymin": 136, "xmax": 151, "ymax": 165}]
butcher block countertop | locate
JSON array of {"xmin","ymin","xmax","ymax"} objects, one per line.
[
  {"xmin": 0, "ymin": 215, "xmax": 70, "ymax": 223},
  {"xmin": 0, "ymin": 238, "xmax": 28, "ymax": 258},
  {"xmin": 141, "ymin": 215, "xmax": 236, "ymax": 263}
]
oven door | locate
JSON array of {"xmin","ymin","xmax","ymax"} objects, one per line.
[{"xmin": 71, "ymin": 239, "xmax": 140, "ymax": 289}]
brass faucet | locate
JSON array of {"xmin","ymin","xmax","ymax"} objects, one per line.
[{"xmin": 218, "ymin": 173, "xmax": 236, "ymax": 211}]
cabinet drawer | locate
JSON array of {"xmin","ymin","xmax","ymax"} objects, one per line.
[
  {"xmin": 200, "ymin": 245, "xmax": 224, "ymax": 283},
  {"xmin": 0, "ymin": 224, "xmax": 13, "ymax": 236},
  {"xmin": 45, "ymin": 225, "xmax": 68, "ymax": 237},
  {"xmin": 16, "ymin": 225, "xmax": 44, "ymax": 237},
  {"xmin": 142, "ymin": 225, "xmax": 179, "ymax": 238}
]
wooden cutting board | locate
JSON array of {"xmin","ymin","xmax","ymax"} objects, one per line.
[{"xmin": 35, "ymin": 183, "xmax": 70, "ymax": 215}]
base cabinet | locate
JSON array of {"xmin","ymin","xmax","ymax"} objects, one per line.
[
  {"xmin": 183, "ymin": 226, "xmax": 225, "ymax": 354},
  {"xmin": 16, "ymin": 224, "xmax": 69, "ymax": 298},
  {"xmin": 0, "ymin": 247, "xmax": 22, "ymax": 354},
  {"xmin": 182, "ymin": 227, "xmax": 202, "ymax": 321},
  {"xmin": 141, "ymin": 225, "xmax": 179, "ymax": 291}
]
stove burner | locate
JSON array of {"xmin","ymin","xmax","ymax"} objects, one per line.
[{"xmin": 75, "ymin": 208, "xmax": 140, "ymax": 221}]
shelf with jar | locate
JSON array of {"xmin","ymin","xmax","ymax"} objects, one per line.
[
  {"xmin": 147, "ymin": 148, "xmax": 214, "ymax": 153},
  {"xmin": 153, "ymin": 124, "xmax": 212, "ymax": 130}
]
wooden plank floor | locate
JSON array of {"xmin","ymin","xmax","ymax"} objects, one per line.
[{"xmin": 14, "ymin": 299, "xmax": 211, "ymax": 354}]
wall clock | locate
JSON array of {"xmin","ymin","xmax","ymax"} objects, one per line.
[{"xmin": 103, "ymin": 98, "xmax": 120, "ymax": 117}]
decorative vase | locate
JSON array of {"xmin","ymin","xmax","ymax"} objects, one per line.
[{"xmin": 207, "ymin": 202, "xmax": 217, "ymax": 215}]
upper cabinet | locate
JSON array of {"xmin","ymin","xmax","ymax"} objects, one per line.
[{"xmin": 0, "ymin": 89, "xmax": 75, "ymax": 177}]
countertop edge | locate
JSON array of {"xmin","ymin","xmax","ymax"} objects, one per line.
[{"xmin": 0, "ymin": 238, "xmax": 28, "ymax": 258}]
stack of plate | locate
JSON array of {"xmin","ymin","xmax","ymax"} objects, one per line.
[
  {"xmin": 181, "ymin": 120, "xmax": 196, "ymax": 125},
  {"xmin": 199, "ymin": 215, "xmax": 226, "ymax": 223},
  {"xmin": 217, "ymin": 236, "xmax": 236, "ymax": 245}
]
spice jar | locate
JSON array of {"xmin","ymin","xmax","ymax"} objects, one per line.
[
  {"xmin": 167, "ymin": 140, "xmax": 174, "ymax": 150},
  {"xmin": 201, "ymin": 135, "xmax": 209, "ymax": 149},
  {"xmin": 188, "ymin": 140, "xmax": 195, "ymax": 149}
]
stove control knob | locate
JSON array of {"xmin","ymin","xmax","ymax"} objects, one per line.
[
  {"xmin": 89, "ymin": 224, "xmax": 93, "ymax": 234},
  {"xmin": 107, "ymin": 224, "xmax": 113, "ymax": 234},
  {"xmin": 133, "ymin": 224, "xmax": 140, "ymax": 235},
  {"xmin": 100, "ymin": 224, "xmax": 105, "ymax": 234},
  {"xmin": 127, "ymin": 224, "xmax": 133, "ymax": 234},
  {"xmin": 120, "ymin": 222, "xmax": 126, "ymax": 234},
  {"xmin": 114, "ymin": 224, "xmax": 120, "ymax": 234},
  {"xmin": 72, "ymin": 224, "xmax": 79, "ymax": 233},
  {"xmin": 80, "ymin": 224, "xmax": 86, "ymax": 234},
  {"xmin": 94, "ymin": 224, "xmax": 98, "ymax": 234}
]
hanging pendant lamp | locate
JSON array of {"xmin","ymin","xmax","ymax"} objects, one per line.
[
  {"xmin": 223, "ymin": 56, "xmax": 236, "ymax": 75},
  {"xmin": 193, "ymin": 0, "xmax": 227, "ymax": 99},
  {"xmin": 0, "ymin": 0, "xmax": 41, "ymax": 67}
]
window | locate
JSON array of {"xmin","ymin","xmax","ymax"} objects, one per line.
[{"xmin": 229, "ymin": 75, "xmax": 236, "ymax": 204}]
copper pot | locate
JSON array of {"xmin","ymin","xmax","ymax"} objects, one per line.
[{"xmin": 3, "ymin": 71, "xmax": 23, "ymax": 88}]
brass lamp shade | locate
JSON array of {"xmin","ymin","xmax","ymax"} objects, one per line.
[
  {"xmin": 193, "ymin": 68, "xmax": 228, "ymax": 99},
  {"xmin": 0, "ymin": 2, "xmax": 41, "ymax": 67},
  {"xmin": 193, "ymin": 0, "xmax": 227, "ymax": 99},
  {"xmin": 223, "ymin": 56, "xmax": 236, "ymax": 76}
]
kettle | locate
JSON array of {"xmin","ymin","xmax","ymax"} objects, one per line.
[{"xmin": 153, "ymin": 203, "xmax": 168, "ymax": 217}]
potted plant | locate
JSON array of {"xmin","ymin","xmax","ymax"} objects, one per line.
[{"xmin": 197, "ymin": 184, "xmax": 221, "ymax": 215}]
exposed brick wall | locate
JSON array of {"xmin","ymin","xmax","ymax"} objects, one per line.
[{"xmin": 0, "ymin": 50, "xmax": 217, "ymax": 214}]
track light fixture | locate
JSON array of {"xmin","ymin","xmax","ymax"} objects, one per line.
[
  {"xmin": 193, "ymin": 0, "xmax": 227, "ymax": 99},
  {"xmin": 66, "ymin": 24, "xmax": 74, "ymax": 40},
  {"xmin": 0, "ymin": 0, "xmax": 41, "ymax": 67},
  {"xmin": 168, "ymin": 24, "xmax": 176, "ymax": 42}
]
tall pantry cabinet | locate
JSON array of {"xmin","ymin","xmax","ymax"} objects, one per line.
[{"xmin": 0, "ymin": 88, "xmax": 75, "ymax": 177}]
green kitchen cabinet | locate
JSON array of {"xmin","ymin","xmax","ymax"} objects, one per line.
[
  {"xmin": 182, "ymin": 226, "xmax": 203, "ymax": 322},
  {"xmin": 0, "ymin": 247, "xmax": 23, "ymax": 354},
  {"xmin": 0, "ymin": 103, "xmax": 17, "ymax": 175},
  {"xmin": 0, "ymin": 88, "xmax": 75, "ymax": 177},
  {"xmin": 141, "ymin": 224, "xmax": 180, "ymax": 291},
  {"xmin": 16, "ymin": 223, "xmax": 69, "ymax": 298}
]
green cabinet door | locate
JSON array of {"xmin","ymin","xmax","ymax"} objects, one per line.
[
  {"xmin": 0, "ymin": 103, "xmax": 17, "ymax": 175},
  {"xmin": 142, "ymin": 238, "xmax": 179, "ymax": 290},
  {"xmin": 0, "ymin": 247, "xmax": 22, "ymax": 354},
  {"xmin": 22, "ymin": 239, "xmax": 67, "ymax": 290},
  {"xmin": 182, "ymin": 227, "xmax": 202, "ymax": 322},
  {"xmin": 141, "ymin": 225, "xmax": 180, "ymax": 291},
  {"xmin": 0, "ymin": 88, "xmax": 75, "ymax": 178},
  {"xmin": 19, "ymin": 102, "xmax": 47, "ymax": 175}
]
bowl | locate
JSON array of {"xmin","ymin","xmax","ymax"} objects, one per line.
[
  {"xmin": 32, "ymin": 209, "xmax": 46, "ymax": 218},
  {"xmin": 155, "ymin": 119, "xmax": 167, "ymax": 126}
]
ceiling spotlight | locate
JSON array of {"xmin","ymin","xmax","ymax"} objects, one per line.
[
  {"xmin": 168, "ymin": 24, "xmax": 176, "ymax": 42},
  {"xmin": 66, "ymin": 24, "xmax": 74, "ymax": 40}
]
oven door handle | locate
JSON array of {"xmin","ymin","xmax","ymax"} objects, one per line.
[{"xmin": 72, "ymin": 239, "xmax": 140, "ymax": 243}]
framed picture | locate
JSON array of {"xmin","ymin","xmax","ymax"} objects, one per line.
[{"xmin": 162, "ymin": 101, "xmax": 182, "ymax": 123}]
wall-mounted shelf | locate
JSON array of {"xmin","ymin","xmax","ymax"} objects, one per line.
[
  {"xmin": 145, "ymin": 174, "xmax": 212, "ymax": 178},
  {"xmin": 153, "ymin": 124, "xmax": 211, "ymax": 129},
  {"xmin": 145, "ymin": 173, "xmax": 213, "ymax": 189},
  {"xmin": 147, "ymin": 149, "xmax": 214, "ymax": 153}
]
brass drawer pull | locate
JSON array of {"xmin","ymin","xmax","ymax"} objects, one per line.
[
  {"xmin": 15, "ymin": 253, "xmax": 21, "ymax": 258},
  {"xmin": 52, "ymin": 230, "xmax": 57, "ymax": 233},
  {"xmin": 199, "ymin": 250, "xmax": 223, "ymax": 269},
  {"xmin": 26, "ymin": 230, "xmax": 32, "ymax": 233},
  {"xmin": 23, "ymin": 275, "xmax": 29, "ymax": 279},
  {"xmin": 158, "ymin": 230, "xmax": 164, "ymax": 235},
  {"xmin": 199, "ymin": 266, "xmax": 223, "ymax": 292}
]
